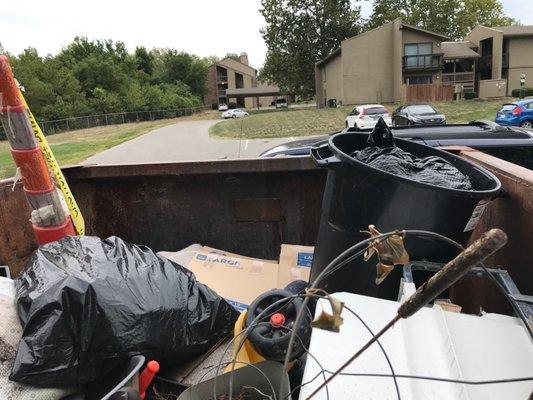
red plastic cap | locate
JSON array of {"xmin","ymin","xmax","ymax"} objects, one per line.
[
  {"xmin": 270, "ymin": 313, "xmax": 286, "ymax": 328},
  {"xmin": 139, "ymin": 360, "xmax": 160, "ymax": 399},
  {"xmin": 147, "ymin": 360, "xmax": 160, "ymax": 373},
  {"xmin": 0, "ymin": 55, "xmax": 22, "ymax": 108}
]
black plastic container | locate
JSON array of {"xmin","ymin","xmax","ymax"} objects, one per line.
[{"xmin": 310, "ymin": 132, "xmax": 501, "ymax": 298}]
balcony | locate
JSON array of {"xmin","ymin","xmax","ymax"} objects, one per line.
[
  {"xmin": 216, "ymin": 74, "xmax": 228, "ymax": 84},
  {"xmin": 442, "ymin": 71, "xmax": 475, "ymax": 91},
  {"xmin": 403, "ymin": 54, "xmax": 443, "ymax": 71}
]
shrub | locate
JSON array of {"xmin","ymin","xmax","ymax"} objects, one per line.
[
  {"xmin": 511, "ymin": 87, "xmax": 533, "ymax": 98},
  {"xmin": 228, "ymin": 102, "xmax": 238, "ymax": 109},
  {"xmin": 464, "ymin": 92, "xmax": 478, "ymax": 100}
]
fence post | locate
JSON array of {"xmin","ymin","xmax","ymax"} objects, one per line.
[
  {"xmin": 121, "ymin": 113, "xmax": 125, "ymax": 124},
  {"xmin": 66, "ymin": 118, "xmax": 69, "ymax": 132},
  {"xmin": 105, "ymin": 114, "xmax": 108, "ymax": 125},
  {"xmin": 86, "ymin": 116, "xmax": 90, "ymax": 129}
]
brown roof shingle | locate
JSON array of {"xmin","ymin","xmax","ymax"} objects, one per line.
[
  {"xmin": 493, "ymin": 25, "xmax": 533, "ymax": 37},
  {"xmin": 441, "ymin": 41, "xmax": 480, "ymax": 59}
]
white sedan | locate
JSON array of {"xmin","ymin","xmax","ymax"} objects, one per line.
[
  {"xmin": 346, "ymin": 104, "xmax": 392, "ymax": 130},
  {"xmin": 222, "ymin": 109, "xmax": 249, "ymax": 119}
]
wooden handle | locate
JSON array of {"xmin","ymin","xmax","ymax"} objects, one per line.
[{"xmin": 398, "ymin": 229, "xmax": 507, "ymax": 318}]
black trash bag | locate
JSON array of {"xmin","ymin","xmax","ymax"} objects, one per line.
[
  {"xmin": 10, "ymin": 236, "xmax": 239, "ymax": 387},
  {"xmin": 352, "ymin": 118, "xmax": 473, "ymax": 190}
]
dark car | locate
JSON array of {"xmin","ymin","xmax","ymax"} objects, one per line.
[
  {"xmin": 392, "ymin": 104, "xmax": 446, "ymax": 126},
  {"xmin": 259, "ymin": 120, "xmax": 533, "ymax": 170}
]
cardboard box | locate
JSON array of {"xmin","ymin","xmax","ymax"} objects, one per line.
[
  {"xmin": 186, "ymin": 246, "xmax": 279, "ymax": 311},
  {"xmin": 277, "ymin": 244, "xmax": 313, "ymax": 287},
  {"xmin": 186, "ymin": 245, "xmax": 314, "ymax": 312}
]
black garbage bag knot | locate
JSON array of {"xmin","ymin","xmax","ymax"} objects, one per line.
[
  {"xmin": 352, "ymin": 119, "xmax": 473, "ymax": 190},
  {"xmin": 367, "ymin": 117, "xmax": 395, "ymax": 148}
]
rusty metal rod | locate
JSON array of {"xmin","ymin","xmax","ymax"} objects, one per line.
[{"xmin": 305, "ymin": 228, "xmax": 508, "ymax": 400}]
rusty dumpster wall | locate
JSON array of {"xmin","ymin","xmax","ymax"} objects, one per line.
[
  {"xmin": 1, "ymin": 154, "xmax": 531, "ymax": 317},
  {"xmin": 1, "ymin": 158, "xmax": 326, "ymax": 276},
  {"xmin": 63, "ymin": 158, "xmax": 327, "ymax": 262},
  {"xmin": 450, "ymin": 148, "xmax": 533, "ymax": 315},
  {"xmin": 0, "ymin": 180, "xmax": 37, "ymax": 276}
]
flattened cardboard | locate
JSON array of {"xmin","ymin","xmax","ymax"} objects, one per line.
[
  {"xmin": 186, "ymin": 245, "xmax": 314, "ymax": 312},
  {"xmin": 277, "ymin": 244, "xmax": 313, "ymax": 288},
  {"xmin": 187, "ymin": 246, "xmax": 279, "ymax": 311}
]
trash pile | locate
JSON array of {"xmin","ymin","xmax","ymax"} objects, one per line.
[
  {"xmin": 352, "ymin": 118, "xmax": 473, "ymax": 190},
  {"xmin": 10, "ymin": 236, "xmax": 238, "ymax": 387}
]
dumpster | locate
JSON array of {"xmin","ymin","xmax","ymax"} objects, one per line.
[{"xmin": 310, "ymin": 132, "xmax": 502, "ymax": 298}]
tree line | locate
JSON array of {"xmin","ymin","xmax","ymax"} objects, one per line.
[
  {"xmin": 260, "ymin": 0, "xmax": 518, "ymax": 98},
  {"xmin": 4, "ymin": 0, "xmax": 518, "ymax": 121},
  {"xmin": 8, "ymin": 37, "xmax": 211, "ymax": 121}
]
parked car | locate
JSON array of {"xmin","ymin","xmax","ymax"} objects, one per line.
[
  {"xmin": 345, "ymin": 104, "xmax": 392, "ymax": 130},
  {"xmin": 222, "ymin": 109, "xmax": 249, "ymax": 119},
  {"xmin": 218, "ymin": 103, "xmax": 228, "ymax": 111},
  {"xmin": 392, "ymin": 104, "xmax": 446, "ymax": 126},
  {"xmin": 275, "ymin": 98, "xmax": 288, "ymax": 108},
  {"xmin": 259, "ymin": 120, "xmax": 533, "ymax": 170},
  {"xmin": 495, "ymin": 99, "xmax": 533, "ymax": 129}
]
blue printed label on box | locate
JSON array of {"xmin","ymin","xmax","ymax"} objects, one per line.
[
  {"xmin": 195, "ymin": 253, "xmax": 242, "ymax": 269},
  {"xmin": 226, "ymin": 298, "xmax": 249, "ymax": 312},
  {"xmin": 297, "ymin": 252, "xmax": 313, "ymax": 267}
]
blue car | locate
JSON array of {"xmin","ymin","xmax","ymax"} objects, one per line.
[{"xmin": 495, "ymin": 99, "xmax": 533, "ymax": 129}]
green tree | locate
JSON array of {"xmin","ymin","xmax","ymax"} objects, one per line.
[
  {"xmin": 224, "ymin": 53, "xmax": 241, "ymax": 61},
  {"xmin": 5, "ymin": 38, "xmax": 206, "ymax": 123},
  {"xmin": 367, "ymin": 0, "xmax": 518, "ymax": 39},
  {"xmin": 260, "ymin": 0, "xmax": 363, "ymax": 97},
  {"xmin": 151, "ymin": 49, "xmax": 208, "ymax": 96},
  {"xmin": 134, "ymin": 46, "xmax": 154, "ymax": 75},
  {"xmin": 11, "ymin": 48, "xmax": 89, "ymax": 119}
]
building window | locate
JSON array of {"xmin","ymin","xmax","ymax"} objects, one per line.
[
  {"xmin": 216, "ymin": 66, "xmax": 228, "ymax": 83},
  {"xmin": 235, "ymin": 72, "xmax": 244, "ymax": 88},
  {"xmin": 404, "ymin": 75, "xmax": 433, "ymax": 85},
  {"xmin": 404, "ymin": 43, "xmax": 433, "ymax": 68}
]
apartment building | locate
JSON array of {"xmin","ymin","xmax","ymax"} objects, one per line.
[
  {"xmin": 204, "ymin": 53, "xmax": 257, "ymax": 109},
  {"xmin": 316, "ymin": 19, "xmax": 533, "ymax": 106},
  {"xmin": 466, "ymin": 25, "xmax": 533, "ymax": 96}
]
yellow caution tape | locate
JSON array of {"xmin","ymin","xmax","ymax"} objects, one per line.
[{"xmin": 19, "ymin": 93, "xmax": 85, "ymax": 235}]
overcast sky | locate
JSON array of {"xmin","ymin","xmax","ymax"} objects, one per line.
[{"xmin": 1, "ymin": 0, "xmax": 531, "ymax": 69}]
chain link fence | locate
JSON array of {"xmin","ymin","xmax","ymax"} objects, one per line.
[{"xmin": 0, "ymin": 106, "xmax": 208, "ymax": 140}]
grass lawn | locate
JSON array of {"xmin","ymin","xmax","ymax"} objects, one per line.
[
  {"xmin": 0, "ymin": 118, "xmax": 187, "ymax": 179},
  {"xmin": 210, "ymin": 98, "xmax": 509, "ymax": 139}
]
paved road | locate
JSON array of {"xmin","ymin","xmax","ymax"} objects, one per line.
[{"xmin": 83, "ymin": 119, "xmax": 308, "ymax": 165}]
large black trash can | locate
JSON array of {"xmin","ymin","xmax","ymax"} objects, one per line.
[{"xmin": 310, "ymin": 132, "xmax": 501, "ymax": 298}]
